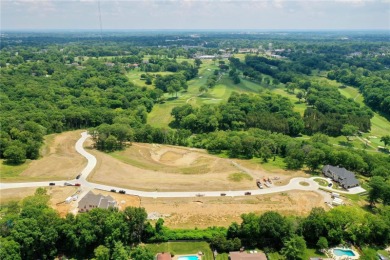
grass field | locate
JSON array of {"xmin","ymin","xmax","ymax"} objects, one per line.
[
  {"xmin": 0, "ymin": 160, "xmax": 32, "ymax": 180},
  {"xmin": 145, "ymin": 241, "xmax": 215, "ymax": 259},
  {"xmin": 0, "ymin": 130, "xmax": 86, "ymax": 182},
  {"xmin": 147, "ymin": 58, "xmax": 262, "ymax": 128},
  {"xmin": 267, "ymin": 248, "xmax": 326, "ymax": 260}
]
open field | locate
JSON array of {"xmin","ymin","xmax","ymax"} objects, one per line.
[
  {"xmin": 147, "ymin": 58, "xmax": 262, "ymax": 128},
  {"xmin": 0, "ymin": 130, "xmax": 86, "ymax": 182},
  {"xmin": 88, "ymin": 141, "xmax": 307, "ymax": 192},
  {"xmin": 142, "ymin": 190, "xmax": 326, "ymax": 229},
  {"xmin": 126, "ymin": 69, "xmax": 174, "ymax": 88},
  {"xmin": 0, "ymin": 187, "xmax": 38, "ymax": 205}
]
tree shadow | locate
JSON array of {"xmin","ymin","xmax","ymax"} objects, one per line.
[
  {"xmin": 338, "ymin": 141, "xmax": 354, "ymax": 148},
  {"xmin": 2, "ymin": 160, "xmax": 24, "ymax": 166}
]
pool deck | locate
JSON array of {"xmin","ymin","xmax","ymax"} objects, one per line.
[
  {"xmin": 327, "ymin": 247, "xmax": 360, "ymax": 260},
  {"xmin": 173, "ymin": 254, "xmax": 201, "ymax": 260}
]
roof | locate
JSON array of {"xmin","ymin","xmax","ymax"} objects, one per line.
[
  {"xmin": 229, "ymin": 251, "xmax": 267, "ymax": 260},
  {"xmin": 157, "ymin": 252, "xmax": 172, "ymax": 260},
  {"xmin": 322, "ymin": 165, "xmax": 359, "ymax": 187},
  {"xmin": 78, "ymin": 191, "xmax": 116, "ymax": 210}
]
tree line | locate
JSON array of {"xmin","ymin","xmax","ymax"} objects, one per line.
[{"xmin": 1, "ymin": 188, "xmax": 390, "ymax": 259}]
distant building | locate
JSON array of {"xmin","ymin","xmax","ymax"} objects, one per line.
[
  {"xmin": 78, "ymin": 191, "xmax": 116, "ymax": 213},
  {"xmin": 322, "ymin": 165, "xmax": 359, "ymax": 189},
  {"xmin": 229, "ymin": 251, "xmax": 267, "ymax": 260}
]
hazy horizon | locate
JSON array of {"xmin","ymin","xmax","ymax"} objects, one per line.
[{"xmin": 1, "ymin": 0, "xmax": 389, "ymax": 31}]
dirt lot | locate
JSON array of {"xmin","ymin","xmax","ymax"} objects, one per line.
[
  {"xmin": 88, "ymin": 142, "xmax": 307, "ymax": 191},
  {"xmin": 0, "ymin": 187, "xmax": 38, "ymax": 204},
  {"xmin": 2, "ymin": 130, "xmax": 86, "ymax": 182},
  {"xmin": 142, "ymin": 190, "xmax": 326, "ymax": 229}
]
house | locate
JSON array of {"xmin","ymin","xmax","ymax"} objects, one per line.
[
  {"xmin": 229, "ymin": 251, "xmax": 267, "ymax": 260},
  {"xmin": 156, "ymin": 252, "xmax": 172, "ymax": 260},
  {"xmin": 322, "ymin": 165, "xmax": 359, "ymax": 189},
  {"xmin": 78, "ymin": 191, "xmax": 117, "ymax": 212}
]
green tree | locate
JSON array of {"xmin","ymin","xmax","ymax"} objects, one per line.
[
  {"xmin": 194, "ymin": 58, "xmax": 202, "ymax": 68},
  {"xmin": 4, "ymin": 144, "xmax": 26, "ymax": 165},
  {"xmin": 0, "ymin": 238, "xmax": 21, "ymax": 260},
  {"xmin": 258, "ymin": 211, "xmax": 293, "ymax": 250},
  {"xmin": 123, "ymin": 207, "xmax": 148, "ymax": 243},
  {"xmin": 316, "ymin": 237, "xmax": 328, "ymax": 251},
  {"xmin": 93, "ymin": 245, "xmax": 110, "ymax": 260},
  {"xmin": 380, "ymin": 135, "xmax": 390, "ymax": 147},
  {"xmin": 306, "ymin": 148, "xmax": 325, "ymax": 172},
  {"xmin": 111, "ymin": 241, "xmax": 129, "ymax": 260},
  {"xmin": 130, "ymin": 246, "xmax": 154, "ymax": 260},
  {"xmin": 368, "ymin": 176, "xmax": 385, "ymax": 207},
  {"xmin": 296, "ymin": 91, "xmax": 304, "ymax": 102},
  {"xmin": 199, "ymin": 85, "xmax": 208, "ymax": 94},
  {"xmin": 341, "ymin": 124, "xmax": 358, "ymax": 142},
  {"xmin": 281, "ymin": 235, "xmax": 307, "ymax": 260}
]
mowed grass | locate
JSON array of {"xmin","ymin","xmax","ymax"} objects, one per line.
[
  {"xmin": 147, "ymin": 59, "xmax": 262, "ymax": 128},
  {"xmin": 268, "ymin": 248, "xmax": 326, "ymax": 260},
  {"xmin": 228, "ymin": 172, "xmax": 253, "ymax": 182},
  {"xmin": 335, "ymin": 85, "xmax": 390, "ymax": 148},
  {"xmin": 126, "ymin": 69, "xmax": 174, "ymax": 88},
  {"xmin": 145, "ymin": 241, "xmax": 214, "ymax": 260},
  {"xmin": 0, "ymin": 160, "xmax": 31, "ymax": 180}
]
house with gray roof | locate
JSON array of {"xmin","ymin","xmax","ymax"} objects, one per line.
[
  {"xmin": 322, "ymin": 165, "xmax": 359, "ymax": 189},
  {"xmin": 78, "ymin": 191, "xmax": 117, "ymax": 213}
]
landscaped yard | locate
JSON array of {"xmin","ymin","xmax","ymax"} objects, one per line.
[
  {"xmin": 314, "ymin": 178, "xmax": 329, "ymax": 187},
  {"xmin": 267, "ymin": 248, "xmax": 327, "ymax": 260},
  {"xmin": 144, "ymin": 241, "xmax": 214, "ymax": 259}
]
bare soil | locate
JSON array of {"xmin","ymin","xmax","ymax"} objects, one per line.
[
  {"xmin": 142, "ymin": 190, "xmax": 326, "ymax": 229},
  {"xmin": 88, "ymin": 142, "xmax": 306, "ymax": 191},
  {"xmin": 5, "ymin": 130, "xmax": 87, "ymax": 182},
  {"xmin": 0, "ymin": 187, "xmax": 37, "ymax": 204}
]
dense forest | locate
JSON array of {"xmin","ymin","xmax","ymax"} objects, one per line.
[{"xmin": 1, "ymin": 31, "xmax": 390, "ymax": 258}]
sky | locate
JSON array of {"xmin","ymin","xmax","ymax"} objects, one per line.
[{"xmin": 1, "ymin": 0, "xmax": 390, "ymax": 31}]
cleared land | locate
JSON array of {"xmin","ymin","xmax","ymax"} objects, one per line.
[
  {"xmin": 88, "ymin": 142, "xmax": 307, "ymax": 192},
  {"xmin": 1, "ymin": 130, "xmax": 86, "ymax": 182},
  {"xmin": 142, "ymin": 190, "xmax": 326, "ymax": 229}
]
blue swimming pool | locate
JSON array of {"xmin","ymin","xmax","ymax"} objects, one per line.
[
  {"xmin": 177, "ymin": 256, "xmax": 198, "ymax": 260},
  {"xmin": 333, "ymin": 248, "xmax": 356, "ymax": 256}
]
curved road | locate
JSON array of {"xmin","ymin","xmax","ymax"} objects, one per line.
[{"xmin": 0, "ymin": 132, "xmax": 364, "ymax": 198}]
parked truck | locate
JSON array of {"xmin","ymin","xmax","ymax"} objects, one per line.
[{"xmin": 256, "ymin": 179, "xmax": 263, "ymax": 189}]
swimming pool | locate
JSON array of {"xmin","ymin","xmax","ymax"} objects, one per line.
[
  {"xmin": 177, "ymin": 256, "xmax": 198, "ymax": 260},
  {"xmin": 333, "ymin": 248, "xmax": 356, "ymax": 256}
]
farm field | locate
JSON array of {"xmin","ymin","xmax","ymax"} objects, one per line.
[
  {"xmin": 142, "ymin": 190, "xmax": 326, "ymax": 229},
  {"xmin": 0, "ymin": 130, "xmax": 86, "ymax": 182}
]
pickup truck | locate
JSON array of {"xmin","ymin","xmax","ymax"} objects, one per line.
[
  {"xmin": 244, "ymin": 192, "xmax": 251, "ymax": 195},
  {"xmin": 64, "ymin": 182, "xmax": 73, "ymax": 186}
]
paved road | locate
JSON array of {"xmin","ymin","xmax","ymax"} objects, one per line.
[{"xmin": 0, "ymin": 132, "xmax": 365, "ymax": 198}]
